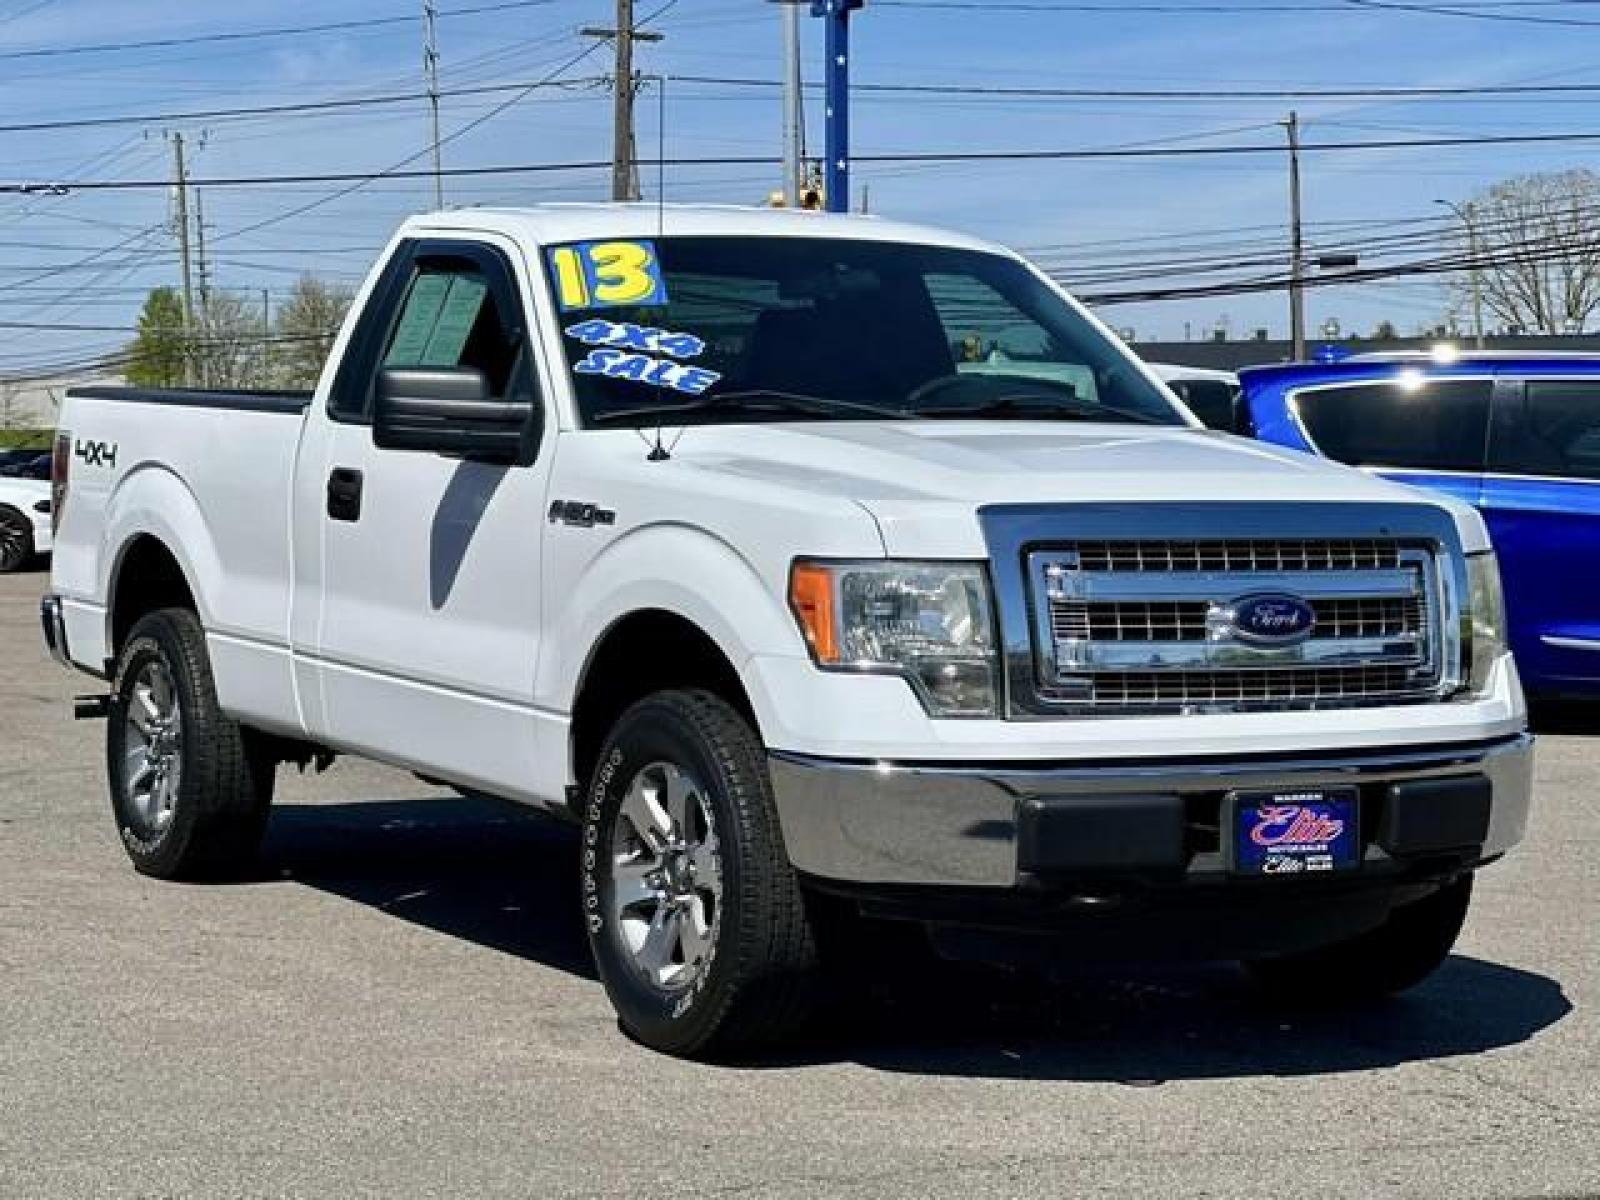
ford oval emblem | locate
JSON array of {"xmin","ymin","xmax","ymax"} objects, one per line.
[{"xmin": 1229, "ymin": 593, "xmax": 1317, "ymax": 646}]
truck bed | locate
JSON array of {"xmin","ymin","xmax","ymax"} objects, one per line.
[{"xmin": 53, "ymin": 383, "xmax": 313, "ymax": 737}]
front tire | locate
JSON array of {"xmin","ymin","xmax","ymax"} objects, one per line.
[
  {"xmin": 1245, "ymin": 874, "xmax": 1473, "ymax": 1003},
  {"xmin": 581, "ymin": 690, "xmax": 818, "ymax": 1059},
  {"xmin": 107, "ymin": 608, "xmax": 275, "ymax": 880}
]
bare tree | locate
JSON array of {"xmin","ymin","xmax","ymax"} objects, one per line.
[
  {"xmin": 273, "ymin": 275, "xmax": 354, "ymax": 389},
  {"xmin": 1455, "ymin": 170, "xmax": 1600, "ymax": 334},
  {"xmin": 192, "ymin": 291, "xmax": 267, "ymax": 388}
]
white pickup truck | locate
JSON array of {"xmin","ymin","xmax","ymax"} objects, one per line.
[{"xmin": 44, "ymin": 205, "xmax": 1531, "ymax": 1057}]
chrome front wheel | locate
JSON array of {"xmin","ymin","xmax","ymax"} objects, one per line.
[
  {"xmin": 608, "ymin": 760, "xmax": 723, "ymax": 992},
  {"xmin": 581, "ymin": 690, "xmax": 819, "ymax": 1058}
]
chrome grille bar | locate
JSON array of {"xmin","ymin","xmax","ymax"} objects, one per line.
[
  {"xmin": 1051, "ymin": 595, "xmax": 1426, "ymax": 644},
  {"xmin": 1073, "ymin": 538, "xmax": 1402, "ymax": 573}
]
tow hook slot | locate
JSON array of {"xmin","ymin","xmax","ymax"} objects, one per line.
[{"xmin": 73, "ymin": 694, "xmax": 111, "ymax": 721}]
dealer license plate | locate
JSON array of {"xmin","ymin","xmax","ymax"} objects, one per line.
[{"xmin": 1229, "ymin": 787, "xmax": 1360, "ymax": 877}]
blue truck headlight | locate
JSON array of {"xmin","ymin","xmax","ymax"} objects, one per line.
[
  {"xmin": 790, "ymin": 560, "xmax": 1000, "ymax": 717},
  {"xmin": 1465, "ymin": 551, "xmax": 1507, "ymax": 696}
]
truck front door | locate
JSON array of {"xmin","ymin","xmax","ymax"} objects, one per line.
[{"xmin": 300, "ymin": 235, "xmax": 556, "ymax": 798}]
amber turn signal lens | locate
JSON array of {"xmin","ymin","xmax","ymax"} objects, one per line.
[{"xmin": 789, "ymin": 562, "xmax": 839, "ymax": 663}]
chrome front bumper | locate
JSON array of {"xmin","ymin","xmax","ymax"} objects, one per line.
[{"xmin": 769, "ymin": 734, "xmax": 1533, "ymax": 888}]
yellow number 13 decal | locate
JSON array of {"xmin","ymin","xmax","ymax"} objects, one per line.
[{"xmin": 547, "ymin": 240, "xmax": 668, "ymax": 311}]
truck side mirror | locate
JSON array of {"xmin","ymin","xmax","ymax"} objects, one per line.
[{"xmin": 372, "ymin": 366, "xmax": 532, "ymax": 463}]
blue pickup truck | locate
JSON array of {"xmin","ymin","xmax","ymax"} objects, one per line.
[{"xmin": 1229, "ymin": 353, "xmax": 1600, "ymax": 699}]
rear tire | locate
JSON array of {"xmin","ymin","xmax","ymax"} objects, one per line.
[
  {"xmin": 1245, "ymin": 874, "xmax": 1473, "ymax": 1003},
  {"xmin": 581, "ymin": 689, "xmax": 819, "ymax": 1059},
  {"xmin": 0, "ymin": 506, "xmax": 33, "ymax": 573},
  {"xmin": 107, "ymin": 608, "xmax": 275, "ymax": 880}
]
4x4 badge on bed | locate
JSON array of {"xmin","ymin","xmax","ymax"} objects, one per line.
[{"xmin": 73, "ymin": 439, "xmax": 117, "ymax": 469}]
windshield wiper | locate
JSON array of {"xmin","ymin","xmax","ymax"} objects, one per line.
[
  {"xmin": 911, "ymin": 394, "xmax": 1169, "ymax": 425},
  {"xmin": 590, "ymin": 388, "xmax": 912, "ymax": 425}
]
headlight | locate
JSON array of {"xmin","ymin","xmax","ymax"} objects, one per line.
[
  {"xmin": 1464, "ymin": 551, "xmax": 1507, "ymax": 695},
  {"xmin": 789, "ymin": 560, "xmax": 999, "ymax": 717}
]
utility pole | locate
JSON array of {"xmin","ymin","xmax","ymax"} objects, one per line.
[
  {"xmin": 782, "ymin": 0, "xmax": 803, "ymax": 205},
  {"xmin": 260, "ymin": 289, "xmax": 272, "ymax": 386},
  {"xmin": 194, "ymin": 189, "xmax": 211, "ymax": 308},
  {"xmin": 812, "ymin": 0, "xmax": 863, "ymax": 215},
  {"xmin": 169, "ymin": 132, "xmax": 196, "ymax": 387},
  {"xmin": 1285, "ymin": 111, "xmax": 1306, "ymax": 361},
  {"xmin": 423, "ymin": 1, "xmax": 444, "ymax": 209},
  {"xmin": 193, "ymin": 189, "xmax": 212, "ymax": 387},
  {"xmin": 582, "ymin": 1, "xmax": 663, "ymax": 202}
]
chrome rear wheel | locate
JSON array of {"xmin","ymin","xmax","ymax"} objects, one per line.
[{"xmin": 119, "ymin": 661, "xmax": 183, "ymax": 837}]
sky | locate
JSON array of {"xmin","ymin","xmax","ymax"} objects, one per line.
[{"xmin": 2, "ymin": 0, "xmax": 1599, "ymax": 380}]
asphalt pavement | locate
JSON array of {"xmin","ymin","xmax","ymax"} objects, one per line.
[{"xmin": 2, "ymin": 568, "xmax": 1597, "ymax": 1199}]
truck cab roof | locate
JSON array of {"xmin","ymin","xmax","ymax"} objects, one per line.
[{"xmin": 401, "ymin": 203, "xmax": 1007, "ymax": 256}]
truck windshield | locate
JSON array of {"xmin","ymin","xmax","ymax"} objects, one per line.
[{"xmin": 544, "ymin": 235, "xmax": 1187, "ymax": 429}]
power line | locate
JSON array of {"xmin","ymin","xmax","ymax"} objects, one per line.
[
  {"xmin": 1076, "ymin": 225, "xmax": 1600, "ymax": 305},
  {"xmin": 213, "ymin": 37, "xmax": 614, "ymax": 243},
  {"xmin": 876, "ymin": 0, "xmax": 1600, "ymax": 9},
  {"xmin": 0, "ymin": 76, "xmax": 605, "ymax": 136},
  {"xmin": 1344, "ymin": 0, "xmax": 1600, "ymax": 28},
  {"xmin": 0, "ymin": 0, "xmax": 556, "ymax": 63},
  {"xmin": 11, "ymin": 126, "xmax": 1600, "ymax": 197},
  {"xmin": 668, "ymin": 72, "xmax": 1600, "ymax": 102},
  {"xmin": 6, "ymin": 68, "xmax": 1597, "ymax": 143}
]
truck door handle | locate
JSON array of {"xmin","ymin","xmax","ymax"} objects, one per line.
[{"xmin": 326, "ymin": 468, "xmax": 364, "ymax": 522}]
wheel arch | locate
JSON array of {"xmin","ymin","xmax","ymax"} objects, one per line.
[
  {"xmin": 568, "ymin": 608, "xmax": 761, "ymax": 799},
  {"xmin": 108, "ymin": 533, "xmax": 200, "ymax": 658},
  {"xmin": 99, "ymin": 464, "xmax": 219, "ymax": 659}
]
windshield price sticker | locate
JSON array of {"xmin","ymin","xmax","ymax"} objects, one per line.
[
  {"xmin": 547, "ymin": 240, "xmax": 668, "ymax": 311},
  {"xmin": 573, "ymin": 348, "xmax": 721, "ymax": 396},
  {"xmin": 565, "ymin": 319, "xmax": 705, "ymax": 360}
]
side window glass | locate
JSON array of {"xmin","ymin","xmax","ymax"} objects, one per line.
[
  {"xmin": 381, "ymin": 262, "xmax": 521, "ymax": 398},
  {"xmin": 1293, "ymin": 379, "xmax": 1491, "ymax": 471},
  {"xmin": 1491, "ymin": 380, "xmax": 1600, "ymax": 480}
]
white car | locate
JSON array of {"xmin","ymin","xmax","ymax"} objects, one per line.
[
  {"xmin": 1150, "ymin": 362, "xmax": 1243, "ymax": 431},
  {"xmin": 43, "ymin": 205, "xmax": 1530, "ymax": 1057},
  {"xmin": 0, "ymin": 474, "xmax": 51, "ymax": 572}
]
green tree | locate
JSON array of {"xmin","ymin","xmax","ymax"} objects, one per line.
[
  {"xmin": 272, "ymin": 275, "xmax": 354, "ymax": 389},
  {"xmin": 126, "ymin": 287, "xmax": 187, "ymax": 387}
]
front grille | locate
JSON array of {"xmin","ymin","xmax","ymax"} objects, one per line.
[
  {"xmin": 1073, "ymin": 539, "xmax": 1401, "ymax": 574},
  {"xmin": 1030, "ymin": 537, "xmax": 1444, "ymax": 714},
  {"xmin": 1087, "ymin": 665, "xmax": 1421, "ymax": 708},
  {"xmin": 1051, "ymin": 595, "xmax": 1425, "ymax": 643}
]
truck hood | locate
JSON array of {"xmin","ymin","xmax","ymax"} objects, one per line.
[{"xmin": 674, "ymin": 420, "xmax": 1488, "ymax": 557}]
